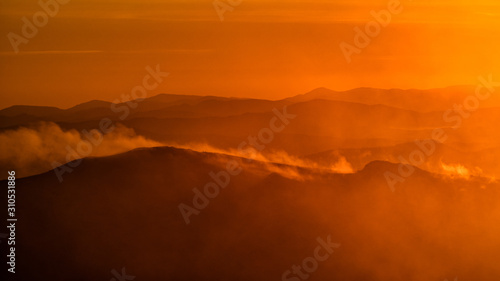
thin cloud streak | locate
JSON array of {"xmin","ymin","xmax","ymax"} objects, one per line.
[{"xmin": 0, "ymin": 49, "xmax": 212, "ymax": 56}]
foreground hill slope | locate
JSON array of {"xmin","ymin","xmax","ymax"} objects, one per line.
[{"xmin": 1, "ymin": 146, "xmax": 499, "ymax": 280}]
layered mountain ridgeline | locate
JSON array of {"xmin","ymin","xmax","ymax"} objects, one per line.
[
  {"xmin": 1, "ymin": 146, "xmax": 498, "ymax": 280},
  {"xmin": 3, "ymin": 86, "xmax": 500, "ymax": 125},
  {"xmin": 0, "ymin": 94, "xmax": 291, "ymax": 128},
  {"xmin": 2, "ymin": 87, "xmax": 500, "ymax": 180},
  {"xmin": 3, "ymin": 86, "xmax": 500, "ymax": 132},
  {"xmin": 286, "ymin": 86, "xmax": 500, "ymax": 112}
]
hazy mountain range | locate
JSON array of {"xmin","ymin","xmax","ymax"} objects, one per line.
[
  {"xmin": 1, "ymin": 86, "xmax": 499, "ymax": 179},
  {"xmin": 1, "ymin": 86, "xmax": 499, "ymax": 280}
]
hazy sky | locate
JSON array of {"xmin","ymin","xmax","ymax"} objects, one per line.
[{"xmin": 1, "ymin": 0, "xmax": 500, "ymax": 108}]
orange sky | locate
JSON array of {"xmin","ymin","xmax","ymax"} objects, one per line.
[{"xmin": 1, "ymin": 0, "xmax": 500, "ymax": 108}]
